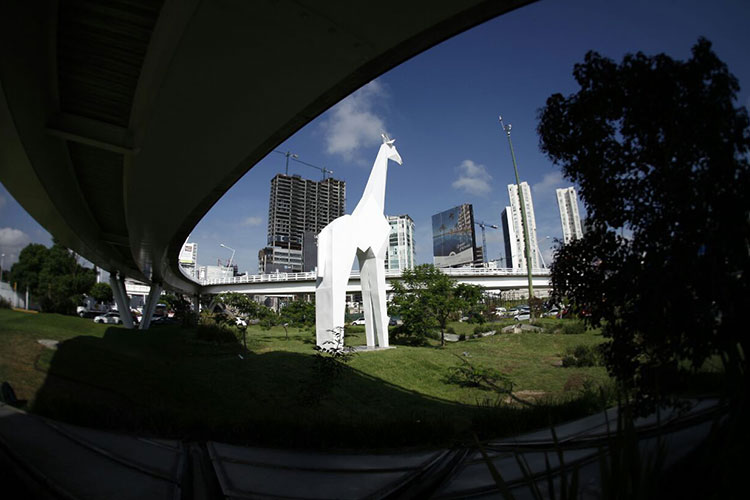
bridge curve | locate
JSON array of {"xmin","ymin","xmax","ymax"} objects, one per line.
[{"xmin": 0, "ymin": 0, "xmax": 534, "ymax": 295}]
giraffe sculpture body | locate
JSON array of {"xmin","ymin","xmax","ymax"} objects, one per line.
[{"xmin": 315, "ymin": 135, "xmax": 402, "ymax": 349}]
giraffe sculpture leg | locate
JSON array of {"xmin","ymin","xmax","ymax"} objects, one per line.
[
  {"xmin": 315, "ymin": 218, "xmax": 356, "ymax": 348},
  {"xmin": 358, "ymin": 240, "xmax": 390, "ymax": 348}
]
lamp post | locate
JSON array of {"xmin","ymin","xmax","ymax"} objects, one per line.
[
  {"xmin": 499, "ymin": 116, "xmax": 535, "ymax": 315},
  {"xmin": 219, "ymin": 243, "xmax": 236, "ymax": 271}
]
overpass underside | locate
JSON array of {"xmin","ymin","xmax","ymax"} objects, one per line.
[{"xmin": 0, "ymin": 0, "xmax": 534, "ymax": 298}]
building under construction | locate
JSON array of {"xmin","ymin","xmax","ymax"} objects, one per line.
[{"xmin": 259, "ymin": 173, "xmax": 345, "ymax": 273}]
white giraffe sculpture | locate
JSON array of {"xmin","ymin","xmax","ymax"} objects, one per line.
[{"xmin": 315, "ymin": 134, "xmax": 403, "ymax": 349}]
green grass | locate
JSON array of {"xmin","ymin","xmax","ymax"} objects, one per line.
[{"xmin": 0, "ymin": 309, "xmax": 614, "ymax": 450}]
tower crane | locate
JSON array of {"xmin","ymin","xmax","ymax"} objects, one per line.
[
  {"xmin": 274, "ymin": 150, "xmax": 334, "ymax": 179},
  {"xmin": 474, "ymin": 220, "xmax": 499, "ymax": 265}
]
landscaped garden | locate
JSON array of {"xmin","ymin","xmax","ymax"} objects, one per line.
[{"xmin": 0, "ymin": 308, "xmax": 613, "ymax": 450}]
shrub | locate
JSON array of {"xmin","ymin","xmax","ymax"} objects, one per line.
[
  {"xmin": 562, "ymin": 343, "xmax": 604, "ymax": 367},
  {"xmin": 561, "ymin": 321, "xmax": 587, "ymax": 335},
  {"xmin": 473, "ymin": 324, "xmax": 495, "ymax": 336},
  {"xmin": 0, "ymin": 296, "xmax": 10, "ymax": 309},
  {"xmin": 196, "ymin": 312, "xmax": 239, "ymax": 344}
]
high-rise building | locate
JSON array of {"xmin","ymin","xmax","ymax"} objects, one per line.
[
  {"xmin": 503, "ymin": 182, "xmax": 543, "ymax": 271},
  {"xmin": 260, "ymin": 173, "xmax": 345, "ymax": 273},
  {"xmin": 385, "ymin": 215, "xmax": 415, "ymax": 271},
  {"xmin": 432, "ymin": 204, "xmax": 478, "ymax": 268},
  {"xmin": 556, "ymin": 187, "xmax": 584, "ymax": 244}
]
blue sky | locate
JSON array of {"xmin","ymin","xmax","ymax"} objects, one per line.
[{"xmin": 2, "ymin": 0, "xmax": 749, "ymax": 273}]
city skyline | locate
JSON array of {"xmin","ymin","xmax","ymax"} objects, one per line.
[{"xmin": 2, "ymin": 0, "xmax": 749, "ymax": 275}]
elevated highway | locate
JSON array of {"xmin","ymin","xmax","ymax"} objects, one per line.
[
  {"xmin": 0, "ymin": 0, "xmax": 534, "ymax": 299},
  {"xmin": 199, "ymin": 267, "xmax": 551, "ymax": 296}
]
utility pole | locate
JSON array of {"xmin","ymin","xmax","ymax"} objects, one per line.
[
  {"xmin": 499, "ymin": 116, "xmax": 535, "ymax": 315},
  {"xmin": 474, "ymin": 221, "xmax": 499, "ymax": 265}
]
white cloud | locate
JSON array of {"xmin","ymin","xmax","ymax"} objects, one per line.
[
  {"xmin": 532, "ymin": 171, "xmax": 566, "ymax": 195},
  {"xmin": 241, "ymin": 216, "xmax": 263, "ymax": 227},
  {"xmin": 320, "ymin": 81, "xmax": 388, "ymax": 161},
  {"xmin": 0, "ymin": 227, "xmax": 31, "ymax": 256},
  {"xmin": 451, "ymin": 160, "xmax": 493, "ymax": 196}
]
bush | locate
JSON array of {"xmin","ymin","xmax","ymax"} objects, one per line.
[
  {"xmin": 561, "ymin": 321, "xmax": 587, "ymax": 335},
  {"xmin": 0, "ymin": 296, "xmax": 10, "ymax": 309},
  {"xmin": 196, "ymin": 312, "xmax": 239, "ymax": 344},
  {"xmin": 473, "ymin": 324, "xmax": 495, "ymax": 336},
  {"xmin": 562, "ymin": 343, "xmax": 604, "ymax": 367}
]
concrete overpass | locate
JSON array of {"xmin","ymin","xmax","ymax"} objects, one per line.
[
  {"xmin": 200, "ymin": 267, "xmax": 551, "ymax": 296},
  {"xmin": 0, "ymin": 0, "xmax": 535, "ymax": 323}
]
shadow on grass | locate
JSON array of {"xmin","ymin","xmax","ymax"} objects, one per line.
[{"xmin": 30, "ymin": 326, "xmax": 606, "ymax": 450}]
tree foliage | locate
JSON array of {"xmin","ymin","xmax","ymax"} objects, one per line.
[
  {"xmin": 390, "ymin": 264, "xmax": 483, "ymax": 346},
  {"xmin": 217, "ymin": 292, "xmax": 275, "ymax": 322},
  {"xmin": 538, "ymin": 38, "xmax": 750, "ymax": 410},
  {"xmin": 280, "ymin": 299, "xmax": 315, "ymax": 328},
  {"xmin": 9, "ymin": 242, "xmax": 96, "ymax": 314},
  {"xmin": 88, "ymin": 282, "xmax": 113, "ymax": 304}
]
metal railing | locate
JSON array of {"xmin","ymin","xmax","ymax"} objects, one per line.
[{"xmin": 199, "ymin": 266, "xmax": 550, "ymax": 286}]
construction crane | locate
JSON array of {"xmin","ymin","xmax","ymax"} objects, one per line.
[
  {"xmin": 274, "ymin": 150, "xmax": 334, "ymax": 179},
  {"xmin": 474, "ymin": 221, "xmax": 499, "ymax": 264}
]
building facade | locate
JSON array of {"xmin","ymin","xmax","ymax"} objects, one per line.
[
  {"xmin": 432, "ymin": 204, "xmax": 478, "ymax": 268},
  {"xmin": 556, "ymin": 186, "xmax": 584, "ymax": 244},
  {"xmin": 260, "ymin": 173, "xmax": 345, "ymax": 273},
  {"xmin": 178, "ymin": 240, "xmax": 198, "ymax": 278},
  {"xmin": 385, "ymin": 215, "xmax": 415, "ymax": 271},
  {"xmin": 503, "ymin": 182, "xmax": 543, "ymax": 271}
]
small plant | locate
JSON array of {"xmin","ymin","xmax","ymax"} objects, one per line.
[
  {"xmin": 447, "ymin": 356, "xmax": 513, "ymax": 393},
  {"xmin": 302, "ymin": 327, "xmax": 356, "ymax": 406},
  {"xmin": 0, "ymin": 296, "xmax": 11, "ymax": 309}
]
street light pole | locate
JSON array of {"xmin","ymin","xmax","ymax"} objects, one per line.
[
  {"xmin": 219, "ymin": 243, "xmax": 236, "ymax": 270},
  {"xmin": 283, "ymin": 151, "xmax": 299, "ymax": 175},
  {"xmin": 499, "ymin": 116, "xmax": 535, "ymax": 314}
]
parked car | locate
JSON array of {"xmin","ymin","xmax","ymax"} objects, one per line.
[
  {"xmin": 93, "ymin": 312, "xmax": 122, "ymax": 324},
  {"xmin": 514, "ymin": 312, "xmax": 531, "ymax": 321},
  {"xmin": 351, "ymin": 317, "xmax": 366, "ymax": 326}
]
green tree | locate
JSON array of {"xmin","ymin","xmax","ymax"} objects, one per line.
[
  {"xmin": 280, "ymin": 299, "xmax": 315, "ymax": 328},
  {"xmin": 88, "ymin": 282, "xmax": 113, "ymax": 304},
  {"xmin": 9, "ymin": 242, "xmax": 95, "ymax": 314},
  {"xmin": 537, "ymin": 38, "xmax": 750, "ymax": 411},
  {"xmin": 217, "ymin": 292, "xmax": 275, "ymax": 322},
  {"xmin": 391, "ymin": 264, "xmax": 482, "ymax": 346}
]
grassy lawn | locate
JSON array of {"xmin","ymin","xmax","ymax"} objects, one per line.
[{"xmin": 0, "ymin": 309, "xmax": 612, "ymax": 450}]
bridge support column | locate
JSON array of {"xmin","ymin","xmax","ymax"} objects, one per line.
[
  {"xmin": 139, "ymin": 282, "xmax": 163, "ymax": 330},
  {"xmin": 109, "ymin": 273, "xmax": 134, "ymax": 329}
]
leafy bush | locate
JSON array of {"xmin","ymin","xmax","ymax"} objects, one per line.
[
  {"xmin": 473, "ymin": 324, "xmax": 495, "ymax": 336},
  {"xmin": 561, "ymin": 321, "xmax": 587, "ymax": 335},
  {"xmin": 196, "ymin": 312, "xmax": 239, "ymax": 344},
  {"xmin": 562, "ymin": 343, "xmax": 604, "ymax": 367},
  {"xmin": 0, "ymin": 296, "xmax": 10, "ymax": 309}
]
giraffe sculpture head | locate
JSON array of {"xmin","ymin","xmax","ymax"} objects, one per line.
[{"xmin": 381, "ymin": 133, "xmax": 403, "ymax": 165}]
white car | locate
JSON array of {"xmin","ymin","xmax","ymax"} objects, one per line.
[
  {"xmin": 350, "ymin": 318, "xmax": 366, "ymax": 326},
  {"xmin": 514, "ymin": 312, "xmax": 530, "ymax": 321},
  {"xmin": 93, "ymin": 312, "xmax": 122, "ymax": 324}
]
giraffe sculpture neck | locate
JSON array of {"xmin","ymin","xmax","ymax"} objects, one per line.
[{"xmin": 353, "ymin": 144, "xmax": 389, "ymax": 217}]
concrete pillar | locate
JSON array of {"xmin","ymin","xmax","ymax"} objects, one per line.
[
  {"xmin": 139, "ymin": 282, "xmax": 163, "ymax": 330},
  {"xmin": 109, "ymin": 273, "xmax": 134, "ymax": 329}
]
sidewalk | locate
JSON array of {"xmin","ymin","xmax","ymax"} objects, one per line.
[{"xmin": 0, "ymin": 398, "xmax": 724, "ymax": 499}]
